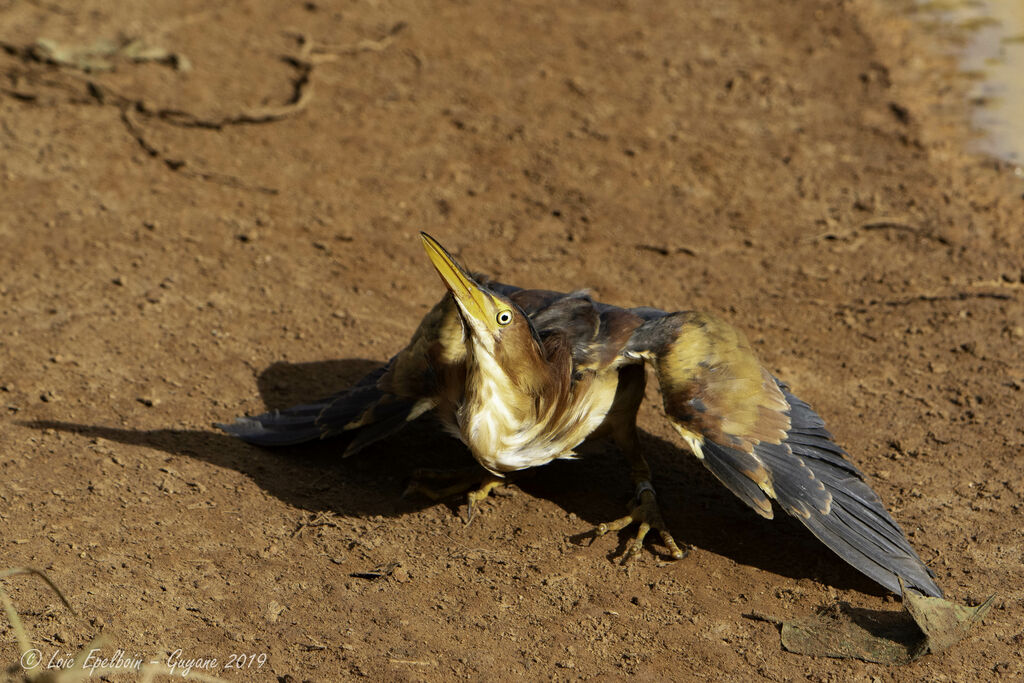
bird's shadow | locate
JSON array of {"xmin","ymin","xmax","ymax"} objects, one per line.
[{"xmin": 27, "ymin": 358, "xmax": 885, "ymax": 595}]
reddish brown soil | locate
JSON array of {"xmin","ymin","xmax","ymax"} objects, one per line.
[{"xmin": 2, "ymin": 0, "xmax": 1023, "ymax": 680}]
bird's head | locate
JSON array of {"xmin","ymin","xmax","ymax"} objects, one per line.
[{"xmin": 421, "ymin": 233, "xmax": 547, "ymax": 385}]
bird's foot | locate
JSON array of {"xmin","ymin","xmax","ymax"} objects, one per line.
[
  {"xmin": 592, "ymin": 481, "xmax": 688, "ymax": 563},
  {"xmin": 403, "ymin": 467, "xmax": 505, "ymax": 524}
]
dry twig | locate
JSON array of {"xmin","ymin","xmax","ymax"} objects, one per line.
[{"xmin": 0, "ymin": 26, "xmax": 402, "ymax": 193}]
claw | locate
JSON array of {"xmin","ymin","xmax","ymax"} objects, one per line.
[
  {"xmin": 403, "ymin": 467, "xmax": 505, "ymax": 524},
  {"xmin": 464, "ymin": 476, "xmax": 504, "ymax": 525},
  {"xmin": 593, "ymin": 481, "xmax": 688, "ymax": 562},
  {"xmin": 403, "ymin": 466, "xmax": 484, "ymax": 501}
]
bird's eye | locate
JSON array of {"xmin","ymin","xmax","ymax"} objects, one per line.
[{"xmin": 496, "ymin": 310, "xmax": 513, "ymax": 326}]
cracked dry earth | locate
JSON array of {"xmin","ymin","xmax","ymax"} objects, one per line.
[{"xmin": 1, "ymin": 0, "xmax": 1023, "ymax": 680}]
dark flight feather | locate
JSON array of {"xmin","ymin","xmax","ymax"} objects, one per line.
[
  {"xmin": 218, "ymin": 355, "xmax": 415, "ymax": 440},
  {"xmin": 631, "ymin": 309, "xmax": 942, "ymax": 597},
  {"xmin": 219, "ymin": 277, "xmax": 942, "ymax": 597}
]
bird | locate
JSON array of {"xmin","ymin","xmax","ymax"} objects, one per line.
[{"xmin": 218, "ymin": 232, "xmax": 942, "ymax": 598}]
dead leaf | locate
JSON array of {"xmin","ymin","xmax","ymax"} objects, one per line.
[
  {"xmin": 775, "ymin": 581, "xmax": 995, "ymax": 664},
  {"xmin": 779, "ymin": 602, "xmax": 921, "ymax": 663},
  {"xmin": 902, "ymin": 582, "xmax": 995, "ymax": 657}
]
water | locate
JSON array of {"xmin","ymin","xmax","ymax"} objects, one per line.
[{"xmin": 910, "ymin": 1, "xmax": 1024, "ymax": 166}]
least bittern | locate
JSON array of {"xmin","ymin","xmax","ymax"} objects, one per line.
[{"xmin": 220, "ymin": 233, "xmax": 942, "ymax": 598}]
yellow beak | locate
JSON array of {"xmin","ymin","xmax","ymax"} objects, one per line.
[{"xmin": 420, "ymin": 232, "xmax": 493, "ymax": 328}]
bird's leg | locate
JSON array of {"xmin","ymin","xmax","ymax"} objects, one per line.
[
  {"xmin": 594, "ymin": 476, "xmax": 687, "ymax": 562},
  {"xmin": 403, "ymin": 466, "xmax": 505, "ymax": 524},
  {"xmin": 591, "ymin": 402, "xmax": 688, "ymax": 562}
]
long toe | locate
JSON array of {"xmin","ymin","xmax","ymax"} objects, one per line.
[
  {"xmin": 592, "ymin": 484, "xmax": 688, "ymax": 562},
  {"xmin": 404, "ymin": 467, "xmax": 506, "ymax": 524},
  {"xmin": 463, "ymin": 476, "xmax": 505, "ymax": 524},
  {"xmin": 404, "ymin": 466, "xmax": 494, "ymax": 501}
]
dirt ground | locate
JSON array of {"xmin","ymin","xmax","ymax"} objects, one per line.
[{"xmin": 2, "ymin": 0, "xmax": 1023, "ymax": 680}]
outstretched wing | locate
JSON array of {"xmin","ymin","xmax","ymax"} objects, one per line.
[
  {"xmin": 218, "ymin": 295, "xmax": 465, "ymax": 455},
  {"xmin": 217, "ymin": 363, "xmax": 396, "ymax": 447},
  {"xmin": 627, "ymin": 311, "xmax": 942, "ymax": 597}
]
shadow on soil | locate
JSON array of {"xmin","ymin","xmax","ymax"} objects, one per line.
[{"xmin": 26, "ymin": 358, "xmax": 886, "ymax": 597}]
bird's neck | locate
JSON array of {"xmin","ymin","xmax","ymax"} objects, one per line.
[
  {"xmin": 458, "ymin": 334, "xmax": 607, "ymax": 473},
  {"xmin": 458, "ymin": 336, "xmax": 570, "ymax": 460},
  {"xmin": 465, "ymin": 344, "xmax": 542, "ymax": 418}
]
